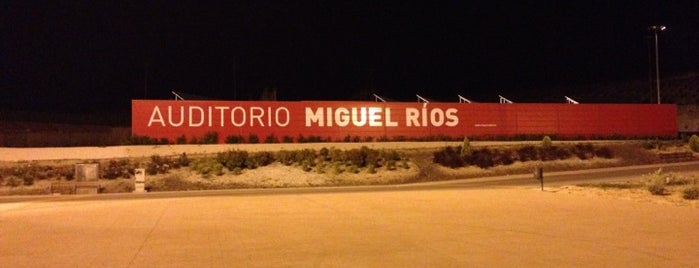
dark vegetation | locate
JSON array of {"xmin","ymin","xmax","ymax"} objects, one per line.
[
  {"xmin": 0, "ymin": 147, "xmax": 407, "ymax": 190},
  {"xmin": 121, "ymin": 132, "xmax": 679, "ymax": 146},
  {"xmin": 433, "ymin": 143, "xmax": 614, "ymax": 169}
]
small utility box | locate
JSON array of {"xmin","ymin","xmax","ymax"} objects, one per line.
[
  {"xmin": 75, "ymin": 163, "xmax": 99, "ymax": 181},
  {"xmin": 133, "ymin": 168, "xmax": 146, "ymax": 193}
]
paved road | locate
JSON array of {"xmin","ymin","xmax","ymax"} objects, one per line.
[{"xmin": 1, "ymin": 162, "xmax": 698, "ymax": 267}]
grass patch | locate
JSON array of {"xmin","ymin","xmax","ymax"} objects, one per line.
[{"xmin": 576, "ymin": 182, "xmax": 643, "ymax": 190}]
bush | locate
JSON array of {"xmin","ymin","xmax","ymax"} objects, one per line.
[
  {"xmin": 433, "ymin": 146, "xmax": 464, "ymax": 168},
  {"xmin": 646, "ymin": 169, "xmax": 668, "ymax": 195},
  {"xmin": 572, "ymin": 143, "xmax": 596, "ymax": 160},
  {"xmin": 460, "ymin": 137, "xmax": 472, "ymax": 157},
  {"xmin": 225, "ymin": 135, "xmax": 244, "ymax": 144},
  {"xmin": 5, "ymin": 176, "xmax": 23, "ymax": 187},
  {"xmin": 682, "ymin": 185, "xmax": 699, "ymax": 200},
  {"xmin": 177, "ymin": 153, "xmax": 190, "ymax": 167},
  {"xmin": 282, "ymin": 135, "xmax": 294, "ymax": 143},
  {"xmin": 276, "ymin": 150, "xmax": 296, "ymax": 166},
  {"xmin": 176, "ymin": 135, "xmax": 187, "ymax": 144},
  {"xmin": 217, "ymin": 150, "xmax": 249, "ymax": 170},
  {"xmin": 542, "ymin": 136, "xmax": 552, "ymax": 149},
  {"xmin": 516, "ymin": 146, "xmax": 539, "ymax": 162},
  {"xmin": 594, "ymin": 147, "xmax": 614, "ymax": 159},
  {"xmin": 248, "ymin": 134, "xmax": 260, "ymax": 144},
  {"xmin": 22, "ymin": 175, "xmax": 34, "ymax": 186},
  {"xmin": 647, "ymin": 178, "xmax": 667, "ymax": 195},
  {"xmin": 264, "ymin": 134, "xmax": 279, "ymax": 143},
  {"xmin": 191, "ymin": 158, "xmax": 224, "ymax": 178},
  {"xmin": 125, "ymin": 135, "xmax": 165, "ymax": 145},
  {"xmin": 102, "ymin": 159, "xmax": 134, "ymax": 179},
  {"xmin": 641, "ymin": 139, "xmax": 659, "ymax": 150},
  {"xmin": 200, "ymin": 132, "xmax": 219, "ymax": 144},
  {"xmin": 146, "ymin": 155, "xmax": 172, "ymax": 175},
  {"xmin": 689, "ymin": 134, "xmax": 699, "ymax": 152},
  {"xmin": 246, "ymin": 152, "xmax": 274, "ymax": 169}
]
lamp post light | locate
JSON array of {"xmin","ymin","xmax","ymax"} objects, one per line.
[{"xmin": 648, "ymin": 25, "xmax": 666, "ymax": 104}]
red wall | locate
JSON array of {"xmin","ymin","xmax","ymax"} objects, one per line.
[{"xmin": 132, "ymin": 100, "xmax": 678, "ymax": 142}]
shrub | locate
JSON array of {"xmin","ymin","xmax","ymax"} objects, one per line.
[
  {"xmin": 401, "ymin": 159, "xmax": 410, "ymax": 169},
  {"xmin": 516, "ymin": 146, "xmax": 538, "ymax": 162},
  {"xmin": 641, "ymin": 139, "xmax": 659, "ymax": 150},
  {"xmin": 594, "ymin": 147, "xmax": 614, "ymax": 159},
  {"xmin": 248, "ymin": 134, "xmax": 260, "ymax": 144},
  {"xmin": 539, "ymin": 146, "xmax": 571, "ymax": 161},
  {"xmin": 297, "ymin": 134, "xmax": 307, "ymax": 143},
  {"xmin": 385, "ymin": 159, "xmax": 397, "ymax": 171},
  {"xmin": 191, "ymin": 158, "xmax": 224, "ymax": 178},
  {"xmin": 646, "ymin": 169, "xmax": 668, "ymax": 195},
  {"xmin": 314, "ymin": 163, "xmax": 326, "ymax": 174},
  {"xmin": 125, "ymin": 135, "xmax": 163, "ymax": 145},
  {"xmin": 392, "ymin": 136, "xmax": 407, "ymax": 142},
  {"xmin": 102, "ymin": 159, "xmax": 134, "ymax": 179},
  {"xmin": 460, "ymin": 137, "xmax": 472, "ymax": 157},
  {"xmin": 264, "ymin": 134, "xmax": 279, "ymax": 143},
  {"xmin": 231, "ymin": 167, "xmax": 243, "ymax": 175},
  {"xmin": 572, "ymin": 143, "xmax": 596, "ymax": 160},
  {"xmin": 225, "ymin": 135, "xmax": 244, "ymax": 144},
  {"xmin": 146, "ymin": 155, "xmax": 172, "ymax": 175},
  {"xmin": 307, "ymin": 135, "xmax": 324, "ymax": 143},
  {"xmin": 246, "ymin": 151, "xmax": 274, "ymax": 169},
  {"xmin": 366, "ymin": 164, "xmax": 377, "ymax": 174},
  {"xmin": 294, "ymin": 149, "xmax": 317, "ymax": 165},
  {"xmin": 177, "ymin": 153, "xmax": 190, "ymax": 167},
  {"xmin": 276, "ymin": 150, "xmax": 296, "ymax": 166},
  {"xmin": 200, "ymin": 132, "xmax": 219, "ymax": 144},
  {"xmin": 331, "ymin": 162, "xmax": 344, "ymax": 174},
  {"xmin": 433, "ymin": 146, "xmax": 464, "ymax": 168},
  {"xmin": 5, "ymin": 176, "xmax": 23, "ymax": 187},
  {"xmin": 217, "ymin": 150, "xmax": 248, "ymax": 170},
  {"xmin": 542, "ymin": 136, "xmax": 552, "ymax": 149},
  {"xmin": 22, "ymin": 175, "xmax": 34, "ymax": 186},
  {"xmin": 176, "ymin": 135, "xmax": 187, "ymax": 144},
  {"xmin": 282, "ymin": 135, "xmax": 294, "ymax": 143},
  {"xmin": 301, "ymin": 160, "xmax": 312, "ymax": 172},
  {"xmin": 469, "ymin": 148, "xmax": 496, "ymax": 168},
  {"xmin": 682, "ymin": 185, "xmax": 699, "ymax": 200},
  {"xmin": 647, "ymin": 178, "xmax": 667, "ymax": 195},
  {"xmin": 689, "ymin": 134, "xmax": 699, "ymax": 152}
]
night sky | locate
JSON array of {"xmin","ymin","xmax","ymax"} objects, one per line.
[{"xmin": 2, "ymin": 1, "xmax": 698, "ymax": 114}]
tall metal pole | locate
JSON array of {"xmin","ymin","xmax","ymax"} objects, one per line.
[
  {"xmin": 649, "ymin": 25, "xmax": 666, "ymax": 104},
  {"xmin": 653, "ymin": 30, "xmax": 660, "ymax": 104}
]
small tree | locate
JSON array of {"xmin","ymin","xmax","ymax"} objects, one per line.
[
  {"xmin": 460, "ymin": 137, "xmax": 472, "ymax": 157},
  {"xmin": 689, "ymin": 134, "xmax": 699, "ymax": 152},
  {"xmin": 542, "ymin": 136, "xmax": 552, "ymax": 149}
]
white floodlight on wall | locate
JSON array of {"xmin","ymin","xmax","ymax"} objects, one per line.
[
  {"xmin": 499, "ymin": 95, "xmax": 513, "ymax": 104},
  {"xmin": 565, "ymin": 96, "xmax": 579, "ymax": 104},
  {"xmin": 458, "ymin": 95, "xmax": 473, "ymax": 103},
  {"xmin": 416, "ymin": 94, "xmax": 430, "ymax": 103},
  {"xmin": 373, "ymin": 94, "xmax": 387, "ymax": 103},
  {"xmin": 172, "ymin": 91, "xmax": 185, "ymax": 101}
]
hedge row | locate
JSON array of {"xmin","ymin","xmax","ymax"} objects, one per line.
[
  {"xmin": 124, "ymin": 132, "xmax": 677, "ymax": 145},
  {"xmin": 188, "ymin": 146, "xmax": 408, "ymax": 177},
  {"xmin": 434, "ymin": 143, "xmax": 614, "ymax": 169}
]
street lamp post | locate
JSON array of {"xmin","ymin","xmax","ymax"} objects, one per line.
[{"xmin": 648, "ymin": 25, "xmax": 666, "ymax": 104}]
